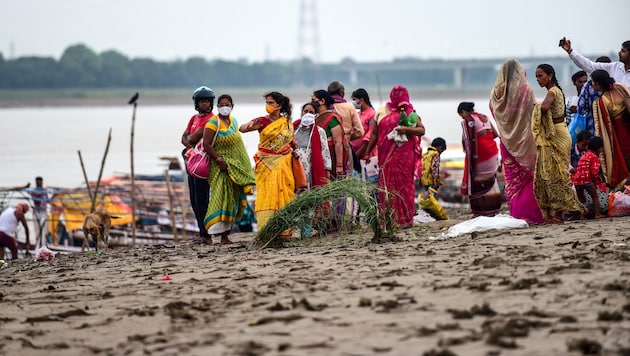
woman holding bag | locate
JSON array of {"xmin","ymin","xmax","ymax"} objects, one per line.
[
  {"xmin": 181, "ymin": 86, "xmax": 215, "ymax": 243},
  {"xmin": 202, "ymin": 94, "xmax": 256, "ymax": 245}
]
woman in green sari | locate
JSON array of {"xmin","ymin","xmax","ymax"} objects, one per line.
[{"xmin": 202, "ymin": 94, "xmax": 256, "ymax": 244}]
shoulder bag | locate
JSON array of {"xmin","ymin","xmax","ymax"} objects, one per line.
[{"xmin": 186, "ymin": 130, "xmax": 217, "ymax": 180}]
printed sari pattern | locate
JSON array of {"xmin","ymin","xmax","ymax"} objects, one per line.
[
  {"xmin": 531, "ymin": 87, "xmax": 583, "ymax": 220},
  {"xmin": 253, "ymin": 116, "xmax": 295, "ymax": 230},
  {"xmin": 204, "ymin": 116, "xmax": 256, "ymax": 234}
]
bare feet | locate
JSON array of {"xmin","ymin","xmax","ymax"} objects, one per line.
[
  {"xmin": 192, "ymin": 237, "xmax": 212, "ymax": 245},
  {"xmin": 594, "ymin": 214, "xmax": 606, "ymax": 219}
]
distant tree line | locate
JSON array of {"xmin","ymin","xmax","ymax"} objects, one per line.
[{"xmin": 0, "ymin": 44, "xmax": 500, "ymax": 89}]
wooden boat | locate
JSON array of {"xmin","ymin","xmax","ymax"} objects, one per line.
[{"xmin": 1, "ymin": 162, "xmax": 196, "ymax": 255}]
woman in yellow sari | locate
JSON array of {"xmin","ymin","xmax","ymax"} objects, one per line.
[
  {"xmin": 533, "ymin": 64, "xmax": 584, "ymax": 223},
  {"xmin": 240, "ymin": 92, "xmax": 295, "ymax": 231},
  {"xmin": 591, "ymin": 69, "xmax": 630, "ymax": 187}
]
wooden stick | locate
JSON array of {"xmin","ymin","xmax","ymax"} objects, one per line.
[
  {"xmin": 90, "ymin": 128, "xmax": 112, "ymax": 214},
  {"xmin": 77, "ymin": 150, "xmax": 94, "ymax": 204},
  {"xmin": 129, "ymin": 94, "xmax": 139, "ymax": 246},
  {"xmin": 164, "ymin": 169, "xmax": 178, "ymax": 242},
  {"xmin": 0, "ymin": 183, "xmax": 30, "ymax": 192},
  {"xmin": 179, "ymin": 171, "xmax": 189, "ymax": 241}
]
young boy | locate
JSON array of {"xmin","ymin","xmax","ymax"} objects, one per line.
[
  {"xmin": 570, "ymin": 130, "xmax": 592, "ymax": 174},
  {"xmin": 572, "ymin": 136, "xmax": 606, "ymax": 219},
  {"xmin": 421, "ymin": 137, "xmax": 447, "ymax": 196}
]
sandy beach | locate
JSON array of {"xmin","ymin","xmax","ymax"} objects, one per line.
[{"xmin": 1, "ymin": 207, "xmax": 629, "ymax": 356}]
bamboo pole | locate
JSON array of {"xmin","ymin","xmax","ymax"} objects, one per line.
[
  {"xmin": 90, "ymin": 128, "xmax": 112, "ymax": 214},
  {"xmin": 164, "ymin": 169, "xmax": 178, "ymax": 242},
  {"xmin": 179, "ymin": 171, "xmax": 189, "ymax": 241},
  {"xmin": 128, "ymin": 93, "xmax": 139, "ymax": 246},
  {"xmin": 77, "ymin": 150, "xmax": 94, "ymax": 203}
]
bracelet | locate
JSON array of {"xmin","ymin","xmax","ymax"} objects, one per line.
[{"xmin": 567, "ymin": 49, "xmax": 573, "ymax": 54}]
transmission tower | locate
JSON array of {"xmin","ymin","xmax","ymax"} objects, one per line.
[{"xmin": 296, "ymin": 0, "xmax": 321, "ymax": 63}]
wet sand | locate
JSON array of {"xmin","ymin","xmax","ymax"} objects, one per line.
[{"xmin": 1, "ymin": 208, "xmax": 629, "ymax": 355}]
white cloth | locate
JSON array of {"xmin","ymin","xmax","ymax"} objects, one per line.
[
  {"xmin": 386, "ymin": 126, "xmax": 408, "ymax": 146},
  {"xmin": 429, "ymin": 214, "xmax": 528, "ymax": 240},
  {"xmin": 569, "ymin": 49, "xmax": 630, "ymax": 87},
  {"xmin": 0, "ymin": 207, "xmax": 18, "ymax": 236}
]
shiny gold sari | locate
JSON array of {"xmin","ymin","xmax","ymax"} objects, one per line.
[
  {"xmin": 253, "ymin": 116, "xmax": 295, "ymax": 230},
  {"xmin": 532, "ymin": 86, "xmax": 583, "ymax": 220}
]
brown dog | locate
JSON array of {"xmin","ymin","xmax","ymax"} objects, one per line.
[{"xmin": 81, "ymin": 211, "xmax": 113, "ymax": 252}]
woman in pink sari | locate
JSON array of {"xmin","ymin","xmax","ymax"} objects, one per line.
[
  {"xmin": 365, "ymin": 85, "xmax": 425, "ymax": 227},
  {"xmin": 490, "ymin": 59, "xmax": 544, "ymax": 224}
]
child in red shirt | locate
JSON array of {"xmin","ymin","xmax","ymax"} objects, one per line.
[{"xmin": 572, "ymin": 136, "xmax": 605, "ymax": 219}]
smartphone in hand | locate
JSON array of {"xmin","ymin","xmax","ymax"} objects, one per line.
[{"xmin": 558, "ymin": 38, "xmax": 566, "ymax": 47}]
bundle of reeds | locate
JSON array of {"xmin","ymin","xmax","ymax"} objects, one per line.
[{"xmin": 254, "ymin": 178, "xmax": 383, "ymax": 249}]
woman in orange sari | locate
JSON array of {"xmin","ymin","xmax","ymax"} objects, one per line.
[
  {"xmin": 591, "ymin": 69, "xmax": 630, "ymax": 187},
  {"xmin": 458, "ymin": 102, "xmax": 502, "ymax": 216},
  {"xmin": 239, "ymin": 92, "xmax": 295, "ymax": 231}
]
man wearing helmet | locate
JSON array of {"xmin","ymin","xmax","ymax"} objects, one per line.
[
  {"xmin": 182, "ymin": 86, "xmax": 215, "ymax": 243},
  {"xmin": 0, "ymin": 203, "xmax": 30, "ymax": 260}
]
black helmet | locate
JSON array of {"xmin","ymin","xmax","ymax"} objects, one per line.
[{"xmin": 192, "ymin": 86, "xmax": 215, "ymax": 111}]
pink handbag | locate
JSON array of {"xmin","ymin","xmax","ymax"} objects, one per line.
[{"xmin": 186, "ymin": 140, "xmax": 209, "ymax": 179}]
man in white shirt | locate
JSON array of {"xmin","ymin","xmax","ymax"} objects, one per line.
[
  {"xmin": 560, "ymin": 38, "xmax": 630, "ymax": 88},
  {"xmin": 0, "ymin": 203, "xmax": 30, "ymax": 260}
]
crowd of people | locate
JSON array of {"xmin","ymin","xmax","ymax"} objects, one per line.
[{"xmin": 175, "ymin": 37, "xmax": 630, "ymax": 242}]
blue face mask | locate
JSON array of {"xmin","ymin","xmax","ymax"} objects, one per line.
[{"xmin": 352, "ymin": 101, "xmax": 361, "ymax": 110}]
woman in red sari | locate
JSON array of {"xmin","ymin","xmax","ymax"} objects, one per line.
[
  {"xmin": 365, "ymin": 85, "xmax": 425, "ymax": 227},
  {"xmin": 591, "ymin": 70, "xmax": 630, "ymax": 187},
  {"xmin": 312, "ymin": 90, "xmax": 348, "ymax": 179},
  {"xmin": 458, "ymin": 102, "xmax": 502, "ymax": 216}
]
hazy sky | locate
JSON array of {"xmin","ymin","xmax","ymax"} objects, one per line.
[{"xmin": 1, "ymin": 0, "xmax": 628, "ymax": 63}]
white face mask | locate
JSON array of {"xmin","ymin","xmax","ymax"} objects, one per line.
[
  {"xmin": 301, "ymin": 113, "xmax": 315, "ymax": 127},
  {"xmin": 218, "ymin": 106, "xmax": 232, "ymax": 116}
]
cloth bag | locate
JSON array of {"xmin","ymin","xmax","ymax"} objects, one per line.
[
  {"xmin": 292, "ymin": 157, "xmax": 308, "ymax": 190},
  {"xmin": 361, "ymin": 156, "xmax": 379, "ymax": 181}
]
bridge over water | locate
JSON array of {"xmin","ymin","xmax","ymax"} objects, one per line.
[{"xmin": 337, "ymin": 54, "xmax": 610, "ymax": 91}]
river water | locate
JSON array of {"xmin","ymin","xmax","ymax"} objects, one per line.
[{"xmin": 1, "ymin": 97, "xmax": 495, "ymax": 188}]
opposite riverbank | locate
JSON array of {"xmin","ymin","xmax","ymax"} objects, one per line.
[{"xmin": 0, "ymin": 87, "xmax": 494, "ymax": 108}]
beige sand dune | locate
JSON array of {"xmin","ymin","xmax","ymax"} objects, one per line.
[{"xmin": 1, "ymin": 209, "xmax": 629, "ymax": 355}]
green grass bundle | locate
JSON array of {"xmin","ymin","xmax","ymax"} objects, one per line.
[{"xmin": 254, "ymin": 179, "xmax": 382, "ymax": 249}]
